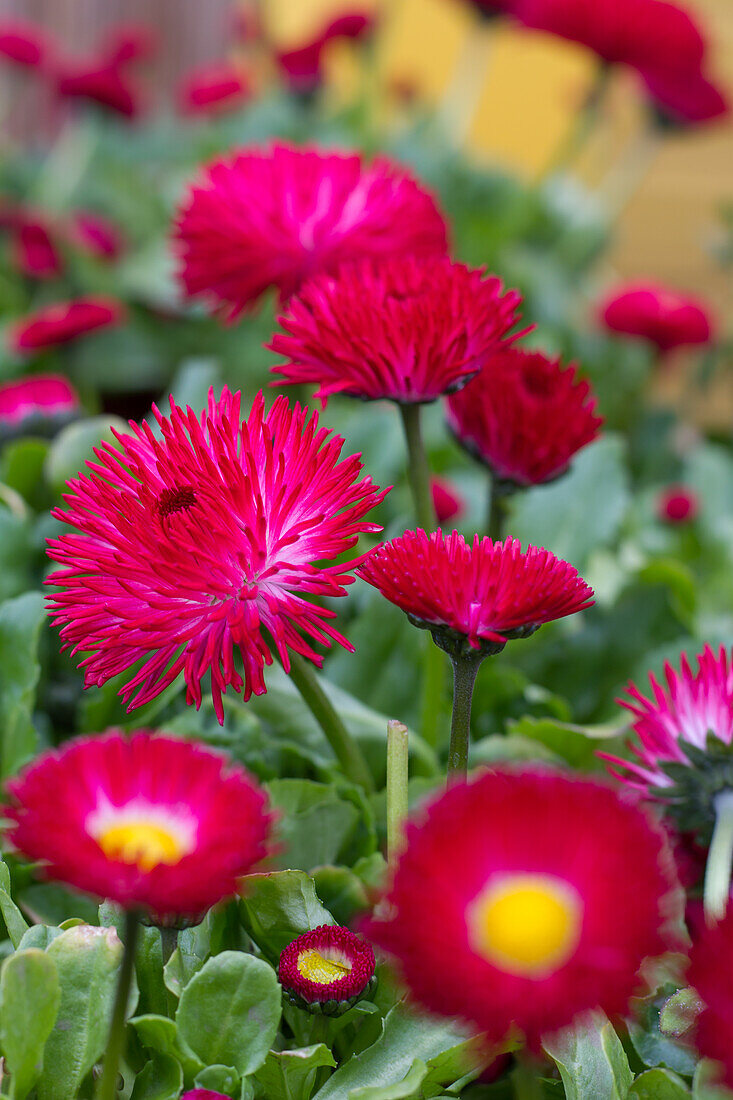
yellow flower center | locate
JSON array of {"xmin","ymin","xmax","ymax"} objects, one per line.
[
  {"xmin": 97, "ymin": 821, "xmax": 186, "ymax": 872},
  {"xmin": 297, "ymin": 949, "xmax": 352, "ymax": 985},
  {"xmin": 467, "ymin": 873, "xmax": 582, "ymax": 977}
]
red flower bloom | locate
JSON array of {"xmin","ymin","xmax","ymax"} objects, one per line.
[
  {"xmin": 55, "ymin": 61, "xmax": 141, "ymax": 117},
  {"xmin": 446, "ymin": 348, "xmax": 601, "ymax": 489},
  {"xmin": 47, "ymin": 388, "xmax": 387, "ymax": 722},
  {"xmin": 3, "ymin": 730, "xmax": 271, "ymax": 922},
  {"xmin": 658, "ymin": 485, "xmax": 699, "ymax": 524},
  {"xmin": 0, "ymin": 373, "xmax": 79, "ymax": 427},
  {"xmin": 642, "ymin": 67, "xmax": 728, "ymax": 126},
  {"xmin": 270, "ymin": 258, "xmax": 522, "ymax": 407},
  {"xmin": 11, "ymin": 219, "xmax": 61, "ymax": 279},
  {"xmin": 8, "ymin": 297, "xmax": 125, "ymax": 354},
  {"xmin": 601, "ymin": 646, "xmax": 733, "ymax": 796},
  {"xmin": 279, "ymin": 925, "xmax": 376, "ymax": 1011},
  {"xmin": 367, "ymin": 767, "xmax": 679, "ymax": 1047},
  {"xmin": 174, "ymin": 143, "xmax": 448, "ymax": 321},
  {"xmin": 432, "ymin": 477, "xmax": 465, "ymax": 524},
  {"xmin": 101, "ymin": 23, "xmax": 157, "ymax": 65},
  {"xmin": 69, "ymin": 211, "xmax": 124, "ymax": 260},
  {"xmin": 179, "ymin": 62, "xmax": 252, "ymax": 115},
  {"xmin": 599, "ymin": 282, "xmax": 713, "ymax": 353},
  {"xmin": 688, "ymin": 911, "xmax": 733, "ymax": 1090},
  {"xmin": 358, "ymin": 530, "xmax": 593, "ymax": 654},
  {"xmin": 519, "ymin": 0, "xmax": 705, "ymax": 75},
  {"xmin": 276, "ymin": 11, "xmax": 374, "ymax": 93},
  {"xmin": 182, "ymin": 1094, "xmax": 228, "ymax": 1100},
  {"xmin": 0, "ymin": 20, "xmax": 51, "ymax": 68}
]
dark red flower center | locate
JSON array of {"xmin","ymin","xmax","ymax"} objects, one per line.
[{"xmin": 157, "ymin": 485, "xmax": 196, "ymax": 518}]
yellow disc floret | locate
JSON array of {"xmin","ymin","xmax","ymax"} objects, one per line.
[
  {"xmin": 97, "ymin": 821, "xmax": 185, "ymax": 872},
  {"xmin": 467, "ymin": 873, "xmax": 582, "ymax": 977},
  {"xmin": 297, "ymin": 948, "xmax": 352, "ymax": 985}
]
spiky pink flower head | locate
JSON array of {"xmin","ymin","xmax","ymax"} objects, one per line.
[
  {"xmin": 432, "ymin": 476, "xmax": 465, "ymax": 525},
  {"xmin": 357, "ymin": 530, "xmax": 593, "ymax": 657},
  {"xmin": 601, "ymin": 647, "xmax": 733, "ymax": 811},
  {"xmin": 179, "ymin": 62, "xmax": 252, "ymax": 116},
  {"xmin": 47, "ymin": 388, "xmax": 387, "ymax": 722},
  {"xmin": 366, "ymin": 767, "xmax": 680, "ymax": 1048},
  {"xmin": 642, "ymin": 67, "xmax": 728, "ymax": 126},
  {"xmin": 446, "ymin": 348, "xmax": 602, "ymax": 489},
  {"xmin": 11, "ymin": 218, "xmax": 61, "ymax": 280},
  {"xmin": 0, "ymin": 20, "xmax": 52, "ymax": 68},
  {"xmin": 270, "ymin": 258, "xmax": 522, "ymax": 408},
  {"xmin": 657, "ymin": 484, "xmax": 699, "ymax": 524},
  {"xmin": 0, "ymin": 373, "xmax": 80, "ymax": 434},
  {"xmin": 69, "ymin": 211, "xmax": 124, "ymax": 261},
  {"xmin": 174, "ymin": 143, "xmax": 448, "ymax": 321},
  {"xmin": 8, "ymin": 297, "xmax": 125, "ymax": 354},
  {"xmin": 599, "ymin": 282, "xmax": 713, "ymax": 354},
  {"xmin": 688, "ymin": 911, "xmax": 733, "ymax": 1090},
  {"xmin": 279, "ymin": 925, "xmax": 376, "ymax": 1013},
  {"xmin": 3, "ymin": 730, "xmax": 272, "ymax": 922}
]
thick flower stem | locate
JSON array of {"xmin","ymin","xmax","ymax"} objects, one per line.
[
  {"xmin": 447, "ymin": 653, "xmax": 483, "ymax": 784},
  {"xmin": 160, "ymin": 926, "xmax": 178, "ymax": 968},
  {"xmin": 287, "ymin": 651, "xmax": 374, "ymax": 792},
  {"xmin": 703, "ymin": 790, "xmax": 733, "ymax": 924},
  {"xmin": 398, "ymin": 403, "xmax": 436, "ymax": 532},
  {"xmin": 487, "ymin": 480, "xmax": 509, "ymax": 543},
  {"xmin": 96, "ymin": 910, "xmax": 139, "ymax": 1100},
  {"xmin": 512, "ymin": 1057, "xmax": 543, "ymax": 1100},
  {"xmin": 387, "ymin": 720, "xmax": 409, "ymax": 862}
]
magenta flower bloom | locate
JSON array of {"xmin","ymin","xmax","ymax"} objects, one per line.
[
  {"xmin": 70, "ymin": 211, "xmax": 124, "ymax": 261},
  {"xmin": 174, "ymin": 143, "xmax": 448, "ymax": 320},
  {"xmin": 657, "ymin": 484, "xmax": 699, "ymax": 524},
  {"xmin": 279, "ymin": 924, "xmax": 376, "ymax": 1013},
  {"xmin": 47, "ymin": 388, "xmax": 387, "ymax": 722},
  {"xmin": 432, "ymin": 476, "xmax": 465, "ymax": 524},
  {"xmin": 11, "ymin": 218, "xmax": 61, "ymax": 280},
  {"xmin": 688, "ymin": 912, "xmax": 733, "ymax": 1090},
  {"xmin": 601, "ymin": 646, "xmax": 733, "ymax": 796},
  {"xmin": 270, "ymin": 258, "xmax": 522, "ymax": 407},
  {"xmin": 0, "ymin": 20, "xmax": 52, "ymax": 68},
  {"xmin": 446, "ymin": 348, "xmax": 602, "ymax": 489},
  {"xmin": 8, "ymin": 297, "xmax": 125, "ymax": 354},
  {"xmin": 642, "ymin": 67, "xmax": 728, "ymax": 126},
  {"xmin": 358, "ymin": 530, "xmax": 594, "ymax": 654},
  {"xmin": 0, "ymin": 373, "xmax": 79, "ymax": 432},
  {"xmin": 276, "ymin": 11, "xmax": 374, "ymax": 94},
  {"xmin": 179, "ymin": 62, "xmax": 252, "ymax": 115},
  {"xmin": 599, "ymin": 282, "xmax": 713, "ymax": 353},
  {"xmin": 4, "ymin": 730, "xmax": 271, "ymax": 922},
  {"xmin": 55, "ymin": 61, "xmax": 141, "ymax": 117}
]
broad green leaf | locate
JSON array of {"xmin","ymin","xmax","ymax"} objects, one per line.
[
  {"xmin": 312, "ymin": 1002, "xmax": 475, "ymax": 1100},
  {"xmin": 239, "ymin": 870, "xmax": 335, "ymax": 960},
  {"xmin": 17, "ymin": 925, "xmax": 63, "ymax": 952},
  {"xmin": 629, "ymin": 998, "xmax": 698, "ymax": 1077},
  {"xmin": 255, "ymin": 1044, "xmax": 337, "ymax": 1100},
  {"xmin": 543, "ymin": 1011, "xmax": 633, "ymax": 1100},
  {"xmin": 0, "ymin": 507, "xmax": 35, "ymax": 600},
  {"xmin": 629, "ymin": 1068, "xmax": 690, "ymax": 1098},
  {"xmin": 0, "ymin": 948, "xmax": 60, "ymax": 1100},
  {"xmin": 99, "ymin": 902, "xmax": 167, "ymax": 1016},
  {"xmin": 176, "ymin": 951, "xmax": 281, "ymax": 1076},
  {"xmin": 350, "ymin": 1059, "xmax": 428, "ymax": 1099},
  {"xmin": 0, "ymin": 439, "xmax": 49, "ymax": 509},
  {"xmin": 129, "ymin": 1014, "xmax": 204, "ymax": 1078},
  {"xmin": 692, "ymin": 1060, "xmax": 730, "ymax": 1099},
  {"xmin": 0, "ymin": 859, "xmax": 29, "ymax": 947},
  {"xmin": 0, "ymin": 591, "xmax": 45, "ymax": 779},
  {"xmin": 193, "ymin": 1065, "xmax": 241, "ymax": 1095},
  {"xmin": 38, "ymin": 925, "xmax": 136, "ymax": 1100},
  {"xmin": 267, "ymin": 778, "xmax": 373, "ymax": 871},
  {"xmin": 129, "ymin": 1053, "xmax": 183, "ymax": 1100},
  {"xmin": 505, "ymin": 716, "xmax": 627, "ymax": 769},
  {"xmin": 43, "ymin": 415, "xmax": 128, "ymax": 494}
]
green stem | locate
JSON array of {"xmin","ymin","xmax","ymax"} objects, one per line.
[
  {"xmin": 486, "ymin": 480, "xmax": 509, "ymax": 543},
  {"xmin": 159, "ymin": 926, "xmax": 178, "ymax": 968},
  {"xmin": 287, "ymin": 651, "xmax": 374, "ymax": 792},
  {"xmin": 512, "ymin": 1056, "xmax": 544, "ymax": 1100},
  {"xmin": 399, "ymin": 403, "xmax": 436, "ymax": 531},
  {"xmin": 703, "ymin": 790, "xmax": 733, "ymax": 924},
  {"xmin": 386, "ymin": 720, "xmax": 409, "ymax": 861},
  {"xmin": 447, "ymin": 653, "xmax": 483, "ymax": 784},
  {"xmin": 420, "ymin": 640, "xmax": 444, "ymax": 750},
  {"xmin": 96, "ymin": 911, "xmax": 139, "ymax": 1100},
  {"xmin": 537, "ymin": 61, "xmax": 611, "ymax": 183}
]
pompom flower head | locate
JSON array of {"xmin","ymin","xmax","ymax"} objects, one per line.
[
  {"xmin": 270, "ymin": 258, "xmax": 523, "ymax": 407},
  {"xmin": 3, "ymin": 730, "xmax": 272, "ymax": 922},
  {"xmin": 599, "ymin": 282, "xmax": 713, "ymax": 353},
  {"xmin": 174, "ymin": 143, "xmax": 448, "ymax": 320},
  {"xmin": 367, "ymin": 767, "xmax": 679, "ymax": 1047},
  {"xmin": 446, "ymin": 348, "xmax": 602, "ymax": 489},
  {"xmin": 279, "ymin": 924, "xmax": 376, "ymax": 1015},
  {"xmin": 47, "ymin": 388, "xmax": 387, "ymax": 723},
  {"xmin": 688, "ymin": 911, "xmax": 733, "ymax": 1090},
  {"xmin": 8, "ymin": 296, "xmax": 125, "ymax": 354}
]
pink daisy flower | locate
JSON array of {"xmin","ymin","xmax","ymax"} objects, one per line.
[
  {"xmin": 601, "ymin": 646, "xmax": 733, "ymax": 798},
  {"xmin": 269, "ymin": 258, "xmax": 523, "ymax": 407},
  {"xmin": 688, "ymin": 911, "xmax": 733, "ymax": 1090},
  {"xmin": 278, "ymin": 924, "xmax": 376, "ymax": 1013},
  {"xmin": 8, "ymin": 296, "xmax": 125, "ymax": 354},
  {"xmin": 446, "ymin": 348, "xmax": 602, "ymax": 489},
  {"xmin": 174, "ymin": 143, "xmax": 448, "ymax": 320},
  {"xmin": 3, "ymin": 730, "xmax": 272, "ymax": 922},
  {"xmin": 47, "ymin": 388, "xmax": 387, "ymax": 722},
  {"xmin": 599, "ymin": 282, "xmax": 713, "ymax": 354},
  {"xmin": 367, "ymin": 767, "xmax": 680, "ymax": 1047},
  {"xmin": 357, "ymin": 530, "xmax": 594, "ymax": 656}
]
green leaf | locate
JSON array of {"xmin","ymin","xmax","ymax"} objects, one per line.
[
  {"xmin": 0, "ymin": 439, "xmax": 49, "ymax": 508},
  {"xmin": 176, "ymin": 951, "xmax": 281, "ymax": 1076},
  {"xmin": 0, "ymin": 858, "xmax": 29, "ymax": 947},
  {"xmin": 193, "ymin": 1066, "xmax": 241, "ymax": 1096},
  {"xmin": 255, "ymin": 1044, "xmax": 337, "ymax": 1100},
  {"xmin": 129, "ymin": 1053, "xmax": 184, "ymax": 1100},
  {"xmin": 0, "ymin": 591, "xmax": 45, "ymax": 779},
  {"xmin": 0, "ymin": 507, "xmax": 35, "ymax": 601},
  {"xmin": 129, "ymin": 1014, "xmax": 204, "ymax": 1078},
  {"xmin": 350, "ymin": 1059, "xmax": 428, "ymax": 1100},
  {"xmin": 629, "ymin": 1068, "xmax": 690, "ymax": 1098},
  {"xmin": 543, "ymin": 1011, "xmax": 634, "ymax": 1100},
  {"xmin": 659, "ymin": 988, "xmax": 704, "ymax": 1040},
  {"xmin": 510, "ymin": 436, "xmax": 630, "ymax": 568},
  {"xmin": 267, "ymin": 778, "xmax": 373, "ymax": 871},
  {"xmin": 99, "ymin": 902, "xmax": 167, "ymax": 1016},
  {"xmin": 239, "ymin": 870, "xmax": 335, "ymax": 960},
  {"xmin": 629, "ymin": 998, "xmax": 698, "ymax": 1077},
  {"xmin": 38, "ymin": 924, "xmax": 136, "ymax": 1100},
  {"xmin": 692, "ymin": 1060, "xmax": 730, "ymax": 1099},
  {"xmin": 0, "ymin": 948, "xmax": 61, "ymax": 1100},
  {"xmin": 17, "ymin": 925, "xmax": 63, "ymax": 952},
  {"xmin": 312, "ymin": 1002, "xmax": 475, "ymax": 1100},
  {"xmin": 43, "ymin": 415, "xmax": 128, "ymax": 494},
  {"xmin": 505, "ymin": 716, "xmax": 627, "ymax": 769}
]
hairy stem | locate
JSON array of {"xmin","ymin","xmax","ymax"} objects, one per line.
[
  {"xmin": 399, "ymin": 403, "xmax": 436, "ymax": 532},
  {"xmin": 704, "ymin": 790, "xmax": 733, "ymax": 924},
  {"xmin": 447, "ymin": 653, "xmax": 483, "ymax": 784},
  {"xmin": 387, "ymin": 720, "xmax": 409, "ymax": 861},
  {"xmin": 96, "ymin": 911, "xmax": 139, "ymax": 1100}
]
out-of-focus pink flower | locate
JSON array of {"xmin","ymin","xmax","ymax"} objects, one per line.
[
  {"xmin": 55, "ymin": 61, "xmax": 141, "ymax": 117},
  {"xmin": 276, "ymin": 9, "xmax": 374, "ymax": 93},
  {"xmin": 642, "ymin": 67, "xmax": 728, "ymax": 126},
  {"xmin": 69, "ymin": 211, "xmax": 125, "ymax": 261},
  {"xmin": 11, "ymin": 219, "xmax": 62, "ymax": 279},
  {"xmin": 599, "ymin": 282, "xmax": 713, "ymax": 353},
  {"xmin": 432, "ymin": 477, "xmax": 465, "ymax": 524},
  {"xmin": 178, "ymin": 62, "xmax": 252, "ymax": 116},
  {"xmin": 101, "ymin": 23, "xmax": 157, "ymax": 65},
  {"xmin": 0, "ymin": 373, "xmax": 80, "ymax": 428},
  {"xmin": 8, "ymin": 297, "xmax": 126, "ymax": 354},
  {"xmin": 657, "ymin": 484, "xmax": 699, "ymax": 524},
  {"xmin": 688, "ymin": 911, "xmax": 733, "ymax": 1090},
  {"xmin": 0, "ymin": 20, "xmax": 52, "ymax": 69}
]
